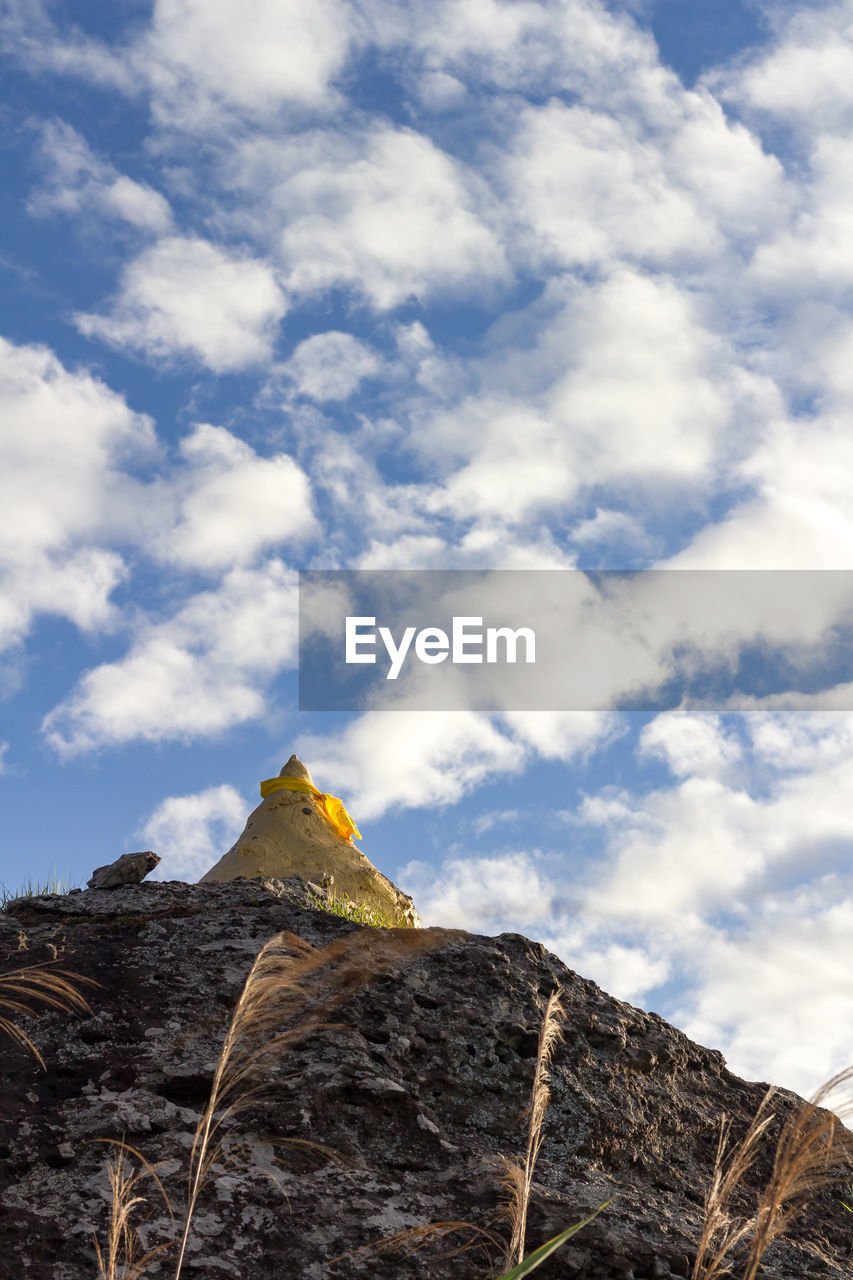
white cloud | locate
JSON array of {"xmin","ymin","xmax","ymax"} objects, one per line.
[
  {"xmin": 419, "ymin": 270, "xmax": 760, "ymax": 526},
  {"xmin": 415, "ymin": 69, "xmax": 467, "ymax": 110},
  {"xmin": 665, "ymin": 411, "xmax": 853, "ymax": 568},
  {"xmin": 355, "ymin": 533, "xmax": 458, "ymax": 570},
  {"xmin": 237, "ymin": 125, "xmax": 508, "ymax": 309},
  {"xmin": 571, "ymin": 507, "xmax": 652, "ymax": 550},
  {"xmin": 675, "ymin": 901, "xmax": 853, "ymax": 1093},
  {"xmin": 785, "ymin": 302, "xmax": 853, "ymax": 406},
  {"xmin": 0, "ymin": 0, "xmax": 140, "ymax": 92},
  {"xmin": 30, "ymin": 121, "xmax": 172, "ymax": 232},
  {"xmin": 562, "ymin": 736, "xmax": 853, "ymax": 1093},
  {"xmin": 398, "ymin": 843, "xmax": 670, "ymax": 1005},
  {"xmin": 0, "ymin": 336, "xmax": 155, "ymax": 651},
  {"xmin": 544, "ymin": 930, "xmax": 671, "ymax": 1006},
  {"xmin": 42, "ymin": 559, "xmax": 298, "ymax": 754},
  {"xmin": 0, "ymin": 341, "xmax": 315, "ymax": 674},
  {"xmin": 410, "ymin": 1, "xmax": 787, "ymax": 252},
  {"xmin": 162, "ymin": 424, "xmax": 317, "ymax": 570},
  {"xmin": 400, "ymin": 851, "xmax": 553, "ymax": 930},
  {"xmin": 3, "ymin": 0, "xmax": 356, "ymax": 126},
  {"xmin": 144, "ymin": 0, "xmax": 357, "ymax": 126},
  {"xmin": 706, "ymin": 1, "xmax": 853, "ymax": 336},
  {"xmin": 409, "ymin": 0, "xmax": 567, "ymax": 83},
  {"xmin": 638, "ymin": 710, "xmax": 743, "ymax": 780},
  {"xmin": 501, "ymin": 711, "xmax": 621, "ymax": 761},
  {"xmin": 544, "ymin": 271, "xmax": 740, "ymax": 480},
  {"xmin": 295, "ymin": 710, "xmax": 523, "ymax": 820},
  {"xmin": 4, "ymin": 0, "xmax": 663, "ymax": 129},
  {"xmin": 408, "ymin": 0, "xmax": 661, "ymax": 103},
  {"xmin": 746, "ymin": 134, "xmax": 853, "ymax": 298},
  {"xmin": 747, "ymin": 711, "xmax": 853, "ymax": 774},
  {"xmin": 294, "ymin": 706, "xmax": 619, "ymax": 826},
  {"xmin": 581, "ymin": 748, "xmax": 853, "ymax": 925},
  {"xmin": 712, "ymin": 2, "xmax": 853, "ymax": 135},
  {"xmin": 0, "ymin": 337, "xmax": 155, "ymax": 558},
  {"xmin": 664, "ymin": 94, "xmax": 789, "ymax": 243},
  {"xmin": 140, "ymin": 784, "xmax": 248, "ymax": 880},
  {"xmin": 287, "ymin": 423, "xmax": 441, "ymax": 557},
  {"xmin": 76, "ymin": 236, "xmax": 286, "ymax": 371},
  {"xmin": 472, "ymin": 808, "xmax": 519, "ymax": 836},
  {"xmin": 1, "ymin": 548, "xmax": 127, "ymax": 645},
  {"xmin": 423, "ymin": 398, "xmax": 576, "ymax": 524},
  {"xmin": 0, "ymin": 741, "xmax": 8, "ymax": 774},
  {"xmin": 352, "ymin": 522, "xmax": 575, "ymax": 571},
  {"xmin": 580, "ymin": 776, "xmax": 768, "ymax": 923},
  {"xmin": 507, "ymin": 101, "xmax": 718, "ymax": 270},
  {"xmin": 281, "ymin": 331, "xmax": 381, "ymax": 403}
]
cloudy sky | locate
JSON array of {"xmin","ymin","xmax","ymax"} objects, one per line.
[{"xmin": 3, "ymin": 0, "xmax": 853, "ymax": 1100}]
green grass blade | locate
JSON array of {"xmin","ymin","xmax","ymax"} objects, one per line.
[
  {"xmin": 492, "ymin": 1200, "xmax": 611, "ymax": 1280},
  {"xmin": 1, "ymin": 867, "xmax": 79, "ymax": 910}
]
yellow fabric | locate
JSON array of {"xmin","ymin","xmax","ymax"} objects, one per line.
[{"xmin": 260, "ymin": 776, "xmax": 362, "ymax": 842}]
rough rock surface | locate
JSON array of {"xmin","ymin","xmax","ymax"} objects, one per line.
[
  {"xmin": 87, "ymin": 850, "xmax": 161, "ymax": 889},
  {"xmin": 200, "ymin": 756, "xmax": 420, "ymax": 926},
  {"xmin": 1, "ymin": 877, "xmax": 851, "ymax": 1280}
]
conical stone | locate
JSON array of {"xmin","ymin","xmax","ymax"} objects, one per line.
[{"xmin": 199, "ymin": 755, "xmax": 421, "ymax": 926}]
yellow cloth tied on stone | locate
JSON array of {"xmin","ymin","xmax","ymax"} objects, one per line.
[{"xmin": 259, "ymin": 776, "xmax": 362, "ymax": 842}]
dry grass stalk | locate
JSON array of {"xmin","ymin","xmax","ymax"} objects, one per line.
[
  {"xmin": 171, "ymin": 926, "xmax": 453, "ymax": 1280},
  {"xmin": 346, "ymin": 989, "xmax": 572, "ymax": 1276},
  {"xmin": 692, "ymin": 1067, "xmax": 853, "ymax": 1280},
  {"xmin": 92, "ymin": 1140, "xmax": 177, "ymax": 1280},
  {"xmin": 739, "ymin": 1068, "xmax": 853, "ymax": 1280},
  {"xmin": 333, "ymin": 1220, "xmax": 506, "ymax": 1266},
  {"xmin": 0, "ymin": 962, "xmax": 96, "ymax": 1067},
  {"xmin": 691, "ymin": 1099, "xmax": 777, "ymax": 1280},
  {"xmin": 345, "ymin": 987, "xmax": 572, "ymax": 1275},
  {"xmin": 501, "ymin": 986, "xmax": 567, "ymax": 1269}
]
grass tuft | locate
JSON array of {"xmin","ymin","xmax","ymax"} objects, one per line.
[
  {"xmin": 92, "ymin": 1140, "xmax": 177, "ymax": 1280},
  {"xmin": 692, "ymin": 1067, "xmax": 853, "ymax": 1280},
  {"xmin": 500, "ymin": 986, "xmax": 567, "ymax": 1269},
  {"xmin": 308, "ymin": 887, "xmax": 415, "ymax": 928},
  {"xmin": 333, "ymin": 1219, "xmax": 507, "ymax": 1266},
  {"xmin": 1, "ymin": 868, "xmax": 81, "ymax": 910},
  {"xmin": 0, "ymin": 962, "xmax": 97, "ymax": 1068},
  {"xmin": 493, "ymin": 1202, "xmax": 612, "ymax": 1280}
]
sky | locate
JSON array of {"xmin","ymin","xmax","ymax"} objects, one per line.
[{"xmin": 2, "ymin": 0, "xmax": 853, "ymax": 1101}]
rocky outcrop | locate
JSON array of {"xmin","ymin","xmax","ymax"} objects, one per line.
[
  {"xmin": 87, "ymin": 850, "xmax": 161, "ymax": 889},
  {"xmin": 200, "ymin": 755, "xmax": 420, "ymax": 927},
  {"xmin": 1, "ymin": 877, "xmax": 850, "ymax": 1279}
]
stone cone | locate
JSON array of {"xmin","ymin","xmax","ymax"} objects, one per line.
[{"xmin": 199, "ymin": 754, "xmax": 421, "ymax": 926}]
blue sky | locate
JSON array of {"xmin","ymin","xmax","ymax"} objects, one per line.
[{"xmin": 3, "ymin": 0, "xmax": 853, "ymax": 1100}]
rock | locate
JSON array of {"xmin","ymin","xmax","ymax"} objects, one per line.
[
  {"xmin": 200, "ymin": 755, "xmax": 420, "ymax": 926},
  {"xmin": 86, "ymin": 850, "xmax": 161, "ymax": 889},
  {"xmin": 2, "ymin": 877, "xmax": 851, "ymax": 1279}
]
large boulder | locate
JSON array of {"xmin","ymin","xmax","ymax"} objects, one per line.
[
  {"xmin": 199, "ymin": 755, "xmax": 420, "ymax": 926},
  {"xmin": 87, "ymin": 851, "xmax": 161, "ymax": 889},
  {"xmin": 2, "ymin": 876, "xmax": 851, "ymax": 1280}
]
